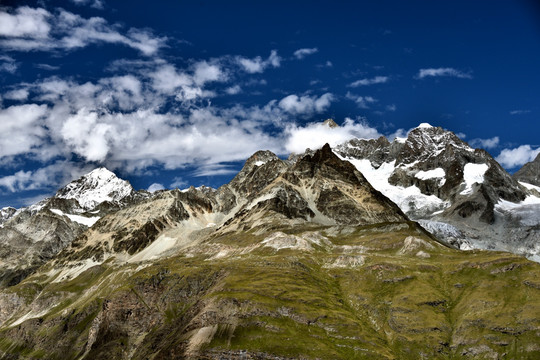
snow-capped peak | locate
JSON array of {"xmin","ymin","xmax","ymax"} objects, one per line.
[
  {"xmin": 417, "ymin": 122, "xmax": 433, "ymax": 129},
  {"xmin": 55, "ymin": 167, "xmax": 134, "ymax": 210}
]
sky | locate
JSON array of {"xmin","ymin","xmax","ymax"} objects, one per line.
[{"xmin": 0, "ymin": 0, "xmax": 540, "ymax": 208}]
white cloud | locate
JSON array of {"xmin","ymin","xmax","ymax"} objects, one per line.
[
  {"xmin": 192, "ymin": 164, "xmax": 238, "ymax": 177},
  {"xmin": 346, "ymin": 92, "xmax": 377, "ymax": 109},
  {"xmin": 147, "ymin": 183, "xmax": 165, "ymax": 192},
  {"xmin": 293, "ymin": 47, "xmax": 318, "ymax": 59},
  {"xmin": 278, "ymin": 93, "xmax": 334, "ymax": 116},
  {"xmin": 510, "ymin": 110, "xmax": 531, "ymax": 115},
  {"xmin": 496, "ymin": 145, "xmax": 540, "ymax": 169},
  {"xmin": 469, "ymin": 136, "xmax": 500, "ymax": 150},
  {"xmin": 0, "ymin": 104, "xmax": 48, "ymax": 158},
  {"xmin": 284, "ymin": 118, "xmax": 381, "ymax": 154},
  {"xmin": 3, "ymin": 88, "xmax": 29, "ymax": 101},
  {"xmin": 0, "ymin": 161, "xmax": 92, "ymax": 193},
  {"xmin": 349, "ymin": 76, "xmax": 389, "ymax": 87},
  {"xmin": 0, "ymin": 7, "xmax": 166, "ymax": 56},
  {"xmin": 0, "ymin": 7, "xmax": 51, "ymax": 38},
  {"xmin": 225, "ymin": 85, "xmax": 242, "ymax": 95},
  {"xmin": 192, "ymin": 60, "xmax": 226, "ymax": 86},
  {"xmin": 236, "ymin": 50, "xmax": 281, "ymax": 73},
  {"xmin": 416, "ymin": 68, "xmax": 472, "ymax": 79}
]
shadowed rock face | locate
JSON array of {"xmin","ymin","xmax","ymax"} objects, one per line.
[
  {"xmin": 514, "ymin": 153, "xmax": 540, "ymax": 187},
  {"xmin": 0, "ymin": 142, "xmax": 539, "ymax": 360}
]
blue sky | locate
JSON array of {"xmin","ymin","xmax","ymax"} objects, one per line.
[{"xmin": 0, "ymin": 0, "xmax": 539, "ymax": 207}]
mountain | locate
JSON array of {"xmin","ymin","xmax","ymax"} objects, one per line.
[
  {"xmin": 514, "ymin": 153, "xmax": 540, "ymax": 188},
  {"xmin": 0, "ymin": 207, "xmax": 16, "ymax": 225},
  {"xmin": 0, "ymin": 145, "xmax": 539, "ymax": 359},
  {"xmin": 334, "ymin": 123, "xmax": 540, "ymax": 260},
  {"xmin": 0, "ymin": 168, "xmax": 148, "ymax": 287}
]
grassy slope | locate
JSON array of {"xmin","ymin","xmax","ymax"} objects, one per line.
[{"xmin": 0, "ymin": 222, "xmax": 539, "ymax": 359}]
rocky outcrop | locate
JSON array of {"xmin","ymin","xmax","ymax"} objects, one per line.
[{"xmin": 514, "ymin": 152, "xmax": 540, "ymax": 187}]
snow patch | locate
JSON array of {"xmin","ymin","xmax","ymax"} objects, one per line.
[
  {"xmin": 343, "ymin": 158, "xmax": 449, "ymax": 218},
  {"xmin": 254, "ymin": 160, "xmax": 266, "ymax": 166},
  {"xmin": 415, "ymin": 168, "xmax": 445, "ymax": 180},
  {"xmin": 519, "ymin": 181, "xmax": 540, "ymax": 192},
  {"xmin": 49, "ymin": 209, "xmax": 101, "ymax": 227},
  {"xmin": 460, "ymin": 163, "xmax": 489, "ymax": 195},
  {"xmin": 417, "ymin": 122, "xmax": 433, "ymax": 129}
]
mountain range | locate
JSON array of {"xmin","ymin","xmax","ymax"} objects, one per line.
[{"xmin": 0, "ymin": 124, "xmax": 539, "ymax": 359}]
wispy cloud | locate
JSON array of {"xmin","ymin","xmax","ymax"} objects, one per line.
[
  {"xmin": 510, "ymin": 110, "xmax": 531, "ymax": 115},
  {"xmin": 416, "ymin": 67, "xmax": 472, "ymax": 79},
  {"xmin": 496, "ymin": 145, "xmax": 540, "ymax": 169},
  {"xmin": 348, "ymin": 76, "xmax": 389, "ymax": 87},
  {"xmin": 293, "ymin": 47, "xmax": 318, "ymax": 59},
  {"xmin": 0, "ymin": 6, "xmax": 166, "ymax": 56},
  {"xmin": 0, "ymin": 55, "xmax": 18, "ymax": 73},
  {"xmin": 34, "ymin": 63, "xmax": 60, "ymax": 71},
  {"xmin": 346, "ymin": 92, "xmax": 377, "ymax": 109},
  {"xmin": 70, "ymin": 0, "xmax": 105, "ymax": 10}
]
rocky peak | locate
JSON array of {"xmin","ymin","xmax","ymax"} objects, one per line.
[
  {"xmin": 514, "ymin": 152, "xmax": 540, "ymax": 187},
  {"xmin": 55, "ymin": 167, "xmax": 134, "ymax": 210},
  {"xmin": 322, "ymin": 118, "xmax": 339, "ymax": 128}
]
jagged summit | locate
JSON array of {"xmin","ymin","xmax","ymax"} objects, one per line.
[
  {"xmin": 322, "ymin": 118, "xmax": 339, "ymax": 128},
  {"xmin": 55, "ymin": 167, "xmax": 134, "ymax": 210}
]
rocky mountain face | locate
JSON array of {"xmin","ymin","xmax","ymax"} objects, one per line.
[
  {"xmin": 514, "ymin": 153, "xmax": 540, "ymax": 187},
  {"xmin": 0, "ymin": 168, "xmax": 148, "ymax": 287},
  {"xmin": 334, "ymin": 123, "xmax": 540, "ymax": 260},
  {"xmin": 0, "ymin": 145, "xmax": 539, "ymax": 359}
]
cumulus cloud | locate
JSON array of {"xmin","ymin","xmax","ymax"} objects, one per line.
[
  {"xmin": 469, "ymin": 136, "xmax": 500, "ymax": 150},
  {"xmin": 349, "ymin": 76, "xmax": 389, "ymax": 87},
  {"xmin": 236, "ymin": 50, "xmax": 281, "ymax": 73},
  {"xmin": 293, "ymin": 47, "xmax": 318, "ymax": 59},
  {"xmin": 147, "ymin": 183, "xmax": 165, "ymax": 192},
  {"xmin": 416, "ymin": 67, "xmax": 472, "ymax": 79},
  {"xmin": 496, "ymin": 145, "xmax": 540, "ymax": 169},
  {"xmin": 278, "ymin": 93, "xmax": 334, "ymax": 116},
  {"xmin": 0, "ymin": 104, "xmax": 48, "ymax": 158},
  {"xmin": 284, "ymin": 118, "xmax": 381, "ymax": 154},
  {"xmin": 0, "ymin": 6, "xmax": 166, "ymax": 55},
  {"xmin": 225, "ymin": 85, "xmax": 242, "ymax": 95}
]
